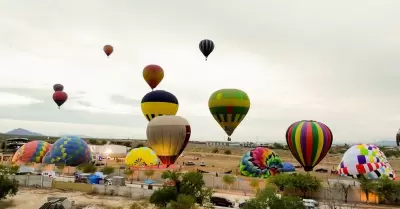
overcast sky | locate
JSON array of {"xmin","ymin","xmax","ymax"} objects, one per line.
[{"xmin": 0, "ymin": 0, "xmax": 400, "ymax": 143}]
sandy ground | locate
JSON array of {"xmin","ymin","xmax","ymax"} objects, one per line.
[{"xmin": 0, "ymin": 188, "xmax": 152, "ymax": 209}]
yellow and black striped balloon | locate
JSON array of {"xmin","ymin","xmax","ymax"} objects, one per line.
[{"xmin": 141, "ymin": 90, "xmax": 179, "ymax": 121}]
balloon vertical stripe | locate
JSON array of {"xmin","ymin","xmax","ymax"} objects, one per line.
[{"xmin": 286, "ymin": 120, "xmax": 333, "ymax": 171}]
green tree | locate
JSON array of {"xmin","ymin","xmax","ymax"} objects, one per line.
[
  {"xmin": 124, "ymin": 169, "xmax": 135, "ymax": 184},
  {"xmin": 269, "ymin": 173, "xmax": 290, "ymax": 191},
  {"xmin": 0, "ymin": 175, "xmax": 19, "ymax": 200},
  {"xmin": 150, "ymin": 187, "xmax": 178, "ymax": 207},
  {"xmin": 334, "ymin": 181, "xmax": 353, "ymax": 203},
  {"xmin": 222, "ymin": 174, "xmax": 236, "ymax": 190},
  {"xmin": 77, "ymin": 163, "xmax": 97, "ymax": 173},
  {"xmin": 100, "ymin": 140, "xmax": 108, "ymax": 145},
  {"xmin": 374, "ymin": 176, "xmax": 400, "ymax": 204},
  {"xmin": 224, "ymin": 150, "xmax": 231, "ymax": 155},
  {"xmin": 272, "ymin": 142, "xmax": 284, "ymax": 149},
  {"xmin": 180, "ymin": 171, "xmax": 214, "ymax": 206},
  {"xmin": 144, "ymin": 170, "xmax": 155, "ymax": 179},
  {"xmin": 101, "ymin": 166, "xmax": 115, "ymax": 175},
  {"xmin": 242, "ymin": 188, "xmax": 305, "ymax": 209},
  {"xmin": 358, "ymin": 176, "xmax": 376, "ymax": 203},
  {"xmin": 161, "ymin": 170, "xmax": 182, "ymax": 182},
  {"xmin": 249, "ymin": 179, "xmax": 260, "ymax": 194},
  {"xmin": 89, "ymin": 139, "xmax": 98, "ymax": 145},
  {"xmin": 168, "ymin": 194, "xmax": 197, "ymax": 209},
  {"xmin": 211, "ymin": 147, "xmax": 219, "ymax": 153},
  {"xmin": 288, "ymin": 173, "xmax": 322, "ymax": 197}
]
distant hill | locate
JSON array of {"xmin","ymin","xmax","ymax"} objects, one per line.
[{"xmin": 5, "ymin": 128, "xmax": 44, "ymax": 136}]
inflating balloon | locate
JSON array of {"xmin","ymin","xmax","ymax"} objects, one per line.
[
  {"xmin": 53, "ymin": 91, "xmax": 68, "ymax": 109},
  {"xmin": 280, "ymin": 162, "xmax": 296, "ymax": 172},
  {"xmin": 53, "ymin": 84, "xmax": 64, "ymax": 92},
  {"xmin": 337, "ymin": 144, "xmax": 396, "ymax": 180},
  {"xmin": 143, "ymin": 65, "xmax": 164, "ymax": 90},
  {"xmin": 239, "ymin": 147, "xmax": 283, "ymax": 178},
  {"xmin": 11, "ymin": 140, "xmax": 52, "ymax": 164},
  {"xmin": 42, "ymin": 136, "xmax": 92, "ymax": 166},
  {"xmin": 208, "ymin": 89, "xmax": 250, "ymax": 141},
  {"xmin": 285, "ymin": 120, "xmax": 333, "ymax": 171},
  {"xmin": 199, "ymin": 39, "xmax": 214, "ymax": 61},
  {"xmin": 146, "ymin": 116, "xmax": 191, "ymax": 166},
  {"xmin": 125, "ymin": 147, "xmax": 160, "ymax": 167},
  {"xmin": 103, "ymin": 45, "xmax": 113, "ymax": 57},
  {"xmin": 141, "ymin": 90, "xmax": 179, "ymax": 121}
]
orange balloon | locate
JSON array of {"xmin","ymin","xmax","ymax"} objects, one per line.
[
  {"xmin": 143, "ymin": 65, "xmax": 164, "ymax": 90},
  {"xmin": 103, "ymin": 45, "xmax": 113, "ymax": 57}
]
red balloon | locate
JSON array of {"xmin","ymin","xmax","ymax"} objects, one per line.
[
  {"xmin": 53, "ymin": 91, "xmax": 68, "ymax": 109},
  {"xmin": 103, "ymin": 45, "xmax": 113, "ymax": 57}
]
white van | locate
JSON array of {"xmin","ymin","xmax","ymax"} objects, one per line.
[{"xmin": 303, "ymin": 199, "xmax": 318, "ymax": 208}]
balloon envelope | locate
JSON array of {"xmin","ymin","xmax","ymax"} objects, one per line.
[
  {"xmin": 42, "ymin": 136, "xmax": 92, "ymax": 166},
  {"xmin": 53, "ymin": 91, "xmax": 68, "ymax": 108},
  {"xmin": 199, "ymin": 39, "xmax": 215, "ymax": 60},
  {"xmin": 12, "ymin": 140, "xmax": 52, "ymax": 164},
  {"xmin": 125, "ymin": 147, "xmax": 160, "ymax": 167},
  {"xmin": 285, "ymin": 120, "xmax": 333, "ymax": 171},
  {"xmin": 337, "ymin": 144, "xmax": 395, "ymax": 180},
  {"xmin": 53, "ymin": 84, "xmax": 64, "ymax": 92},
  {"xmin": 103, "ymin": 45, "xmax": 113, "ymax": 57},
  {"xmin": 146, "ymin": 116, "xmax": 191, "ymax": 166},
  {"xmin": 143, "ymin": 65, "xmax": 164, "ymax": 90},
  {"xmin": 208, "ymin": 89, "xmax": 250, "ymax": 138},
  {"xmin": 141, "ymin": 90, "xmax": 179, "ymax": 121},
  {"xmin": 239, "ymin": 147, "xmax": 283, "ymax": 178},
  {"xmin": 281, "ymin": 162, "xmax": 296, "ymax": 172}
]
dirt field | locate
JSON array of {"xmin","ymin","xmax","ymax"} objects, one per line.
[{"xmin": 0, "ymin": 188, "xmax": 152, "ymax": 209}]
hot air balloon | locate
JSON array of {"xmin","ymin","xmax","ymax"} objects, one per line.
[
  {"xmin": 103, "ymin": 45, "xmax": 113, "ymax": 57},
  {"xmin": 125, "ymin": 147, "xmax": 160, "ymax": 167},
  {"xmin": 53, "ymin": 91, "xmax": 68, "ymax": 109},
  {"xmin": 208, "ymin": 89, "xmax": 250, "ymax": 141},
  {"xmin": 396, "ymin": 129, "xmax": 400, "ymax": 146},
  {"xmin": 239, "ymin": 147, "xmax": 283, "ymax": 178},
  {"xmin": 53, "ymin": 84, "xmax": 64, "ymax": 92},
  {"xmin": 199, "ymin": 39, "xmax": 214, "ymax": 61},
  {"xmin": 141, "ymin": 90, "xmax": 179, "ymax": 121},
  {"xmin": 143, "ymin": 64, "xmax": 164, "ymax": 90},
  {"xmin": 42, "ymin": 136, "xmax": 92, "ymax": 166},
  {"xmin": 12, "ymin": 140, "xmax": 52, "ymax": 164},
  {"xmin": 337, "ymin": 144, "xmax": 395, "ymax": 180},
  {"xmin": 285, "ymin": 120, "xmax": 333, "ymax": 172},
  {"xmin": 146, "ymin": 116, "xmax": 191, "ymax": 166}
]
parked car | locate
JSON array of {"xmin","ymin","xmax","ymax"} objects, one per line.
[
  {"xmin": 199, "ymin": 161, "xmax": 206, "ymax": 166},
  {"xmin": 210, "ymin": 196, "xmax": 234, "ymax": 208},
  {"xmin": 185, "ymin": 161, "xmax": 196, "ymax": 166}
]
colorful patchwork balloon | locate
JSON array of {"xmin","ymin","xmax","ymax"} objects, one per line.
[
  {"xmin": 337, "ymin": 144, "xmax": 395, "ymax": 180},
  {"xmin": 239, "ymin": 147, "xmax": 283, "ymax": 178},
  {"xmin": 125, "ymin": 147, "xmax": 160, "ymax": 167},
  {"xmin": 42, "ymin": 136, "xmax": 92, "ymax": 166},
  {"xmin": 11, "ymin": 140, "xmax": 52, "ymax": 164},
  {"xmin": 285, "ymin": 120, "xmax": 333, "ymax": 171}
]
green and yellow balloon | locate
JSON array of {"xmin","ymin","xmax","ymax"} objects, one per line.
[{"xmin": 208, "ymin": 89, "xmax": 250, "ymax": 141}]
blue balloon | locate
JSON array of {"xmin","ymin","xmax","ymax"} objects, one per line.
[
  {"xmin": 42, "ymin": 136, "xmax": 92, "ymax": 166},
  {"xmin": 280, "ymin": 162, "xmax": 296, "ymax": 172}
]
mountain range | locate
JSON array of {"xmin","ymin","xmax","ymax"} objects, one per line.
[{"xmin": 5, "ymin": 128, "xmax": 45, "ymax": 136}]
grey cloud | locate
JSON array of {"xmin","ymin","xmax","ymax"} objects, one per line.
[{"xmin": 110, "ymin": 94, "xmax": 141, "ymax": 106}]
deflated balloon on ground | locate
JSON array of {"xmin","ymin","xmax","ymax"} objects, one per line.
[
  {"xmin": 12, "ymin": 140, "xmax": 52, "ymax": 164},
  {"xmin": 239, "ymin": 147, "xmax": 283, "ymax": 178},
  {"xmin": 42, "ymin": 136, "xmax": 92, "ymax": 166},
  {"xmin": 337, "ymin": 144, "xmax": 396, "ymax": 180},
  {"xmin": 125, "ymin": 147, "xmax": 160, "ymax": 167}
]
